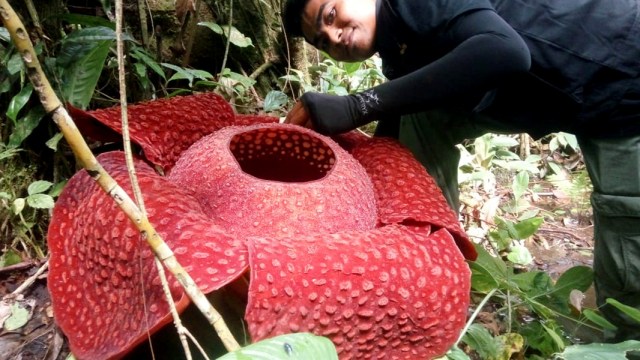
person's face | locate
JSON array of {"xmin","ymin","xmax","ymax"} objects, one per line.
[{"xmin": 301, "ymin": 0, "xmax": 377, "ymax": 62}]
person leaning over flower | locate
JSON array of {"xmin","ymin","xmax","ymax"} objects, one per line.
[{"xmin": 282, "ymin": 0, "xmax": 640, "ymax": 348}]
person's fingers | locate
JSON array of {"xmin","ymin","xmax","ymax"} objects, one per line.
[{"xmin": 284, "ymin": 101, "xmax": 312, "ymax": 127}]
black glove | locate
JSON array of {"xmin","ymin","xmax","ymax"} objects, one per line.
[{"xmin": 300, "ymin": 91, "xmax": 383, "ymax": 135}]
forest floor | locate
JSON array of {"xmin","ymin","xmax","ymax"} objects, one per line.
[{"xmin": 0, "ymin": 178, "xmax": 596, "ymax": 360}]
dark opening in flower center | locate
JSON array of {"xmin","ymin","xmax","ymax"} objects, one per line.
[{"xmin": 230, "ymin": 128, "xmax": 336, "ymax": 182}]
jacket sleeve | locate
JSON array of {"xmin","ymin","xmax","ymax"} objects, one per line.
[{"xmin": 304, "ymin": 9, "xmax": 532, "ymax": 135}]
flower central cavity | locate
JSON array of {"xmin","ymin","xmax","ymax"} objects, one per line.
[
  {"xmin": 168, "ymin": 123, "xmax": 377, "ymax": 239},
  {"xmin": 230, "ymin": 128, "xmax": 336, "ymax": 183}
]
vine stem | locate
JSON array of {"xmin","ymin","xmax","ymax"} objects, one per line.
[
  {"xmin": 454, "ymin": 288, "xmax": 498, "ymax": 348},
  {"xmin": 0, "ymin": 0, "xmax": 240, "ymax": 353}
]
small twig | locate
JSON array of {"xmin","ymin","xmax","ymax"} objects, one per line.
[
  {"xmin": 138, "ymin": 0, "xmax": 149, "ymax": 48},
  {"xmin": 454, "ymin": 288, "xmax": 498, "ymax": 347},
  {"xmin": 182, "ymin": 0, "xmax": 201, "ymax": 67},
  {"xmin": 0, "ymin": 260, "xmax": 36, "ymax": 274},
  {"xmin": 218, "ymin": 0, "xmax": 233, "ymax": 75},
  {"xmin": 8, "ymin": 259, "xmax": 49, "ymax": 298}
]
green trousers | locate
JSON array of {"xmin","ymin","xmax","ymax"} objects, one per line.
[{"xmin": 398, "ymin": 111, "xmax": 640, "ymax": 342}]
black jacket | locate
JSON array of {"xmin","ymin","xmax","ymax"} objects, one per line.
[{"xmin": 374, "ymin": 0, "xmax": 640, "ymax": 138}]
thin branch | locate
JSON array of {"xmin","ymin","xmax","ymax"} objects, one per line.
[
  {"xmin": 8, "ymin": 259, "xmax": 49, "ymax": 298},
  {"xmin": 219, "ymin": 0, "xmax": 233, "ymax": 76},
  {"xmin": 0, "ymin": 0, "xmax": 240, "ymax": 352}
]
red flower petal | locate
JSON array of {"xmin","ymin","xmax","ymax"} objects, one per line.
[
  {"xmin": 246, "ymin": 225, "xmax": 470, "ymax": 359},
  {"xmin": 47, "ymin": 152, "xmax": 248, "ymax": 359},
  {"xmin": 351, "ymin": 138, "xmax": 477, "ymax": 260}
]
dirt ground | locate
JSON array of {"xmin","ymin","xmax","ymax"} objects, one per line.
[{"xmin": 0, "ymin": 183, "xmax": 595, "ymax": 360}]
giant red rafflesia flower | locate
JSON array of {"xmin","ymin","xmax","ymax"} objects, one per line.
[{"xmin": 48, "ymin": 93, "xmax": 477, "ymax": 359}]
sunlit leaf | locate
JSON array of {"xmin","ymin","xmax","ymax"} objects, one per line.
[
  {"xmin": 216, "ymin": 333, "xmax": 338, "ymax": 360},
  {"xmin": 26, "ymin": 194, "xmax": 55, "ymax": 209},
  {"xmin": 556, "ymin": 340, "xmax": 640, "ymax": 360},
  {"xmin": 12, "ymin": 198, "xmax": 25, "ymax": 215},
  {"xmin": 3, "ymin": 303, "xmax": 30, "ymax": 331},
  {"xmin": 507, "ymin": 244, "xmax": 533, "ymax": 265},
  {"xmin": 264, "ymin": 90, "xmax": 288, "ymax": 112},
  {"xmin": 28, "ymin": 180, "xmax": 53, "ymax": 195},
  {"xmin": 46, "ymin": 132, "xmax": 65, "ymax": 151}
]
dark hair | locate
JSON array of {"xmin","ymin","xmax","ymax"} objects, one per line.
[{"xmin": 283, "ymin": 0, "xmax": 312, "ymax": 37}]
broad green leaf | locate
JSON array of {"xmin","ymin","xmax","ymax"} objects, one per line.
[
  {"xmin": 60, "ymin": 39, "xmax": 112, "ymax": 109},
  {"xmin": 28, "ymin": 180, "xmax": 53, "ymax": 195},
  {"xmin": 512, "ymin": 171, "xmax": 529, "ymax": 201},
  {"xmin": 6, "ymin": 84, "xmax": 33, "ymax": 122},
  {"xmin": 48, "ymin": 181, "xmax": 68, "ymax": 198},
  {"xmin": 132, "ymin": 47, "xmax": 166, "ymax": 80},
  {"xmin": 0, "ymin": 249, "xmax": 22, "ymax": 268},
  {"xmin": 3, "ymin": 303, "xmax": 30, "ymax": 331},
  {"xmin": 512, "ymin": 271, "xmax": 553, "ymax": 293},
  {"xmin": 263, "ymin": 90, "xmax": 288, "ymax": 112},
  {"xmin": 342, "ymin": 61, "xmax": 362, "ymax": 75},
  {"xmin": 26, "ymin": 194, "xmax": 55, "ymax": 209},
  {"xmin": 470, "ymin": 245, "xmax": 508, "ymax": 292},
  {"xmin": 552, "ymin": 266, "xmax": 593, "ymax": 300},
  {"xmin": 513, "ymin": 217, "xmax": 544, "ymax": 239},
  {"xmin": 555, "ymin": 340, "xmax": 640, "ymax": 360},
  {"xmin": 606, "ymin": 299, "xmax": 640, "ymax": 323},
  {"xmin": 583, "ymin": 309, "xmax": 617, "ymax": 331},
  {"xmin": 57, "ymin": 27, "xmax": 124, "ymax": 68},
  {"xmin": 461, "ymin": 324, "xmax": 502, "ymax": 360},
  {"xmin": 8, "ymin": 105, "xmax": 45, "ymax": 148},
  {"xmin": 0, "ymin": 192, "xmax": 10, "ymax": 200},
  {"xmin": 216, "ymin": 333, "xmax": 338, "ymax": 360}
]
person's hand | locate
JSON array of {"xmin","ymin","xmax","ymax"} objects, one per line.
[
  {"xmin": 284, "ymin": 100, "xmax": 315, "ymax": 130},
  {"xmin": 284, "ymin": 92, "xmax": 368, "ymax": 135}
]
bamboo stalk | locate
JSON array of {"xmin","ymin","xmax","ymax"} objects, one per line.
[{"xmin": 0, "ymin": 1, "xmax": 240, "ymax": 352}]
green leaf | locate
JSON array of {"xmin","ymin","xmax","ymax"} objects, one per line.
[
  {"xmin": 60, "ymin": 39, "xmax": 111, "ymax": 109},
  {"xmin": 46, "ymin": 132, "xmax": 65, "ymax": 151},
  {"xmin": 12, "ymin": 198, "xmax": 25, "ymax": 215},
  {"xmin": 506, "ymin": 244, "xmax": 533, "ymax": 265},
  {"xmin": 582, "ymin": 309, "xmax": 617, "ymax": 331},
  {"xmin": 0, "ymin": 27, "xmax": 9, "ymax": 42},
  {"xmin": 555, "ymin": 340, "xmax": 640, "ymax": 360},
  {"xmin": 3, "ymin": 303, "xmax": 30, "ymax": 331},
  {"xmin": 512, "ymin": 171, "xmax": 529, "ymax": 201},
  {"xmin": 131, "ymin": 47, "xmax": 166, "ymax": 80},
  {"xmin": 470, "ymin": 245, "xmax": 508, "ymax": 292},
  {"xmin": 26, "ymin": 194, "xmax": 55, "ymax": 209},
  {"xmin": 8, "ymin": 105, "xmax": 46, "ymax": 147},
  {"xmin": 0, "ymin": 249, "xmax": 22, "ymax": 268},
  {"xmin": 446, "ymin": 346, "xmax": 471, "ymax": 360},
  {"xmin": 199, "ymin": 21, "xmax": 224, "ymax": 35},
  {"xmin": 199, "ymin": 22, "xmax": 253, "ymax": 47},
  {"xmin": 542, "ymin": 323, "xmax": 566, "ymax": 351},
  {"xmin": 216, "ymin": 333, "xmax": 338, "ymax": 360},
  {"xmin": 461, "ymin": 324, "xmax": 502, "ymax": 360},
  {"xmin": 513, "ymin": 217, "xmax": 544, "ymax": 239},
  {"xmin": 606, "ymin": 299, "xmax": 640, "ymax": 323},
  {"xmin": 7, "ymin": 52, "xmax": 24, "ymax": 75},
  {"xmin": 512, "ymin": 271, "xmax": 553, "ymax": 293},
  {"xmin": 48, "ymin": 181, "xmax": 67, "ymax": 198},
  {"xmin": 552, "ymin": 266, "xmax": 593, "ymax": 300},
  {"xmin": 264, "ymin": 90, "xmax": 288, "ymax": 112},
  {"xmin": 0, "ymin": 192, "xmax": 10, "ymax": 200},
  {"xmin": 6, "ymin": 84, "xmax": 33, "ymax": 122},
  {"xmin": 28, "ymin": 180, "xmax": 53, "ymax": 195}
]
